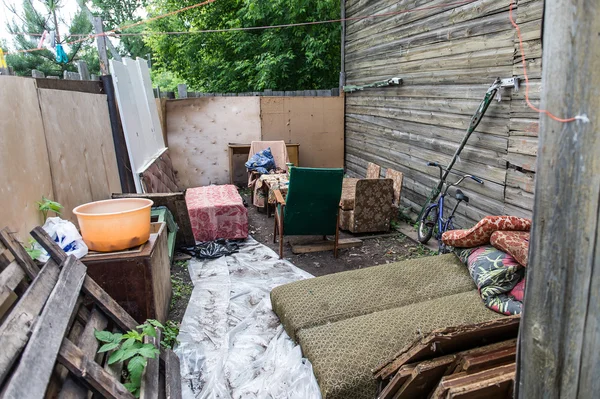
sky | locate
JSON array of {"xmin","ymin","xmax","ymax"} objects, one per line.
[{"xmin": 1, "ymin": 0, "xmax": 83, "ymax": 49}]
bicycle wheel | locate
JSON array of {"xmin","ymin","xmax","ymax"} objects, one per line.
[{"xmin": 417, "ymin": 204, "xmax": 438, "ymax": 244}]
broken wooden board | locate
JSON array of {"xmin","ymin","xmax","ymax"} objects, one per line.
[
  {"xmin": 0, "ymin": 226, "xmax": 182, "ymax": 399},
  {"xmin": 430, "ymin": 363, "xmax": 515, "ymax": 399},
  {"xmin": 374, "ymin": 316, "xmax": 520, "ymax": 380},
  {"xmin": 377, "ymin": 339, "xmax": 517, "ymax": 399},
  {"xmin": 290, "ymin": 237, "xmax": 363, "ymax": 254}
]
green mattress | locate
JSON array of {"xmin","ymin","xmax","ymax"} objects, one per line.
[
  {"xmin": 298, "ymin": 290, "xmax": 501, "ymax": 399},
  {"xmin": 271, "ymin": 254, "xmax": 475, "ymax": 341}
]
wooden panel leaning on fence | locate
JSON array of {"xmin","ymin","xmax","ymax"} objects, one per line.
[{"xmin": 0, "ymin": 226, "xmax": 182, "ymax": 399}]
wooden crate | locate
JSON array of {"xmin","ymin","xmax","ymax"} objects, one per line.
[
  {"xmin": 0, "ymin": 226, "xmax": 181, "ymax": 399},
  {"xmin": 81, "ymin": 222, "xmax": 172, "ymax": 323}
]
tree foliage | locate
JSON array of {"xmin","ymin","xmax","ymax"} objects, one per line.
[
  {"xmin": 5, "ymin": 0, "xmax": 100, "ymax": 77},
  {"xmin": 87, "ymin": 0, "xmax": 151, "ymax": 58},
  {"xmin": 145, "ymin": 0, "xmax": 340, "ymax": 92}
]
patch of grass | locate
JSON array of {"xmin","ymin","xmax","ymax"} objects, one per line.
[
  {"xmin": 238, "ymin": 187, "xmax": 252, "ymax": 197},
  {"xmin": 174, "ymin": 259, "xmax": 188, "ymax": 268},
  {"xmin": 171, "ymin": 275, "xmax": 193, "ymax": 302},
  {"xmin": 160, "ymin": 320, "xmax": 180, "ymax": 349}
]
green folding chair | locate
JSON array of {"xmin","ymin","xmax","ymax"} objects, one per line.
[{"xmin": 273, "ymin": 167, "xmax": 344, "ymax": 259}]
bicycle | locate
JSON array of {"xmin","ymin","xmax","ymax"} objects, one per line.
[{"xmin": 417, "ymin": 162, "xmax": 484, "ymax": 253}]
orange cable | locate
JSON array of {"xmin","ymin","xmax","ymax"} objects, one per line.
[{"xmin": 509, "ymin": 0, "xmax": 581, "ymax": 123}]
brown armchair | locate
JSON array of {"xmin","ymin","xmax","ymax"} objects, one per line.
[{"xmin": 339, "ymin": 178, "xmax": 394, "ymax": 233}]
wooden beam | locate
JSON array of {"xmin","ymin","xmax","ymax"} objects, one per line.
[
  {"xmin": 163, "ymin": 349, "xmax": 182, "ymax": 399},
  {"xmin": 2, "ymin": 256, "xmax": 86, "ymax": 399},
  {"xmin": 290, "ymin": 237, "xmax": 363, "ymax": 254},
  {"xmin": 93, "ymin": 17, "xmax": 110, "ymax": 75},
  {"xmin": 375, "ymin": 316, "xmax": 520, "ymax": 380},
  {"xmin": 517, "ymin": 0, "xmax": 600, "ymax": 397},
  {"xmin": 0, "ymin": 228, "xmax": 40, "ymax": 279},
  {"xmin": 0, "ymin": 259, "xmax": 61, "ymax": 386},
  {"xmin": 57, "ymin": 338, "xmax": 135, "ymax": 399},
  {"xmin": 140, "ymin": 329, "xmax": 160, "ymax": 399}
]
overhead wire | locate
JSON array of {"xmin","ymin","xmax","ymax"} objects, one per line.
[
  {"xmin": 5, "ymin": 0, "xmax": 588, "ymax": 123},
  {"xmin": 7, "ymin": 0, "xmax": 475, "ymax": 51}
]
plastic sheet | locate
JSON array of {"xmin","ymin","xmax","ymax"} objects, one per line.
[{"xmin": 175, "ymin": 237, "xmax": 321, "ymax": 399}]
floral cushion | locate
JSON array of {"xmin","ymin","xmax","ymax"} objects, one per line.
[
  {"xmin": 366, "ymin": 162, "xmax": 381, "ymax": 179},
  {"xmin": 457, "ymin": 245, "xmax": 524, "ymax": 315},
  {"xmin": 490, "ymin": 231, "xmax": 530, "ymax": 267},
  {"xmin": 509, "ymin": 277, "xmax": 526, "ymax": 302},
  {"xmin": 339, "ymin": 179, "xmax": 393, "ymax": 233},
  {"xmin": 442, "ymin": 216, "xmax": 532, "ymax": 248},
  {"xmin": 340, "ymin": 178, "xmax": 359, "ymax": 210}
]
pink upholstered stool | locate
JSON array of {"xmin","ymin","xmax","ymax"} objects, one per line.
[{"xmin": 185, "ymin": 185, "xmax": 248, "ymax": 242}]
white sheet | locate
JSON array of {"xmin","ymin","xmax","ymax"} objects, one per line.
[{"xmin": 175, "ymin": 237, "xmax": 321, "ymax": 399}]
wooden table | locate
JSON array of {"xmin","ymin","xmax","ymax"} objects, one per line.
[
  {"xmin": 257, "ymin": 173, "xmax": 289, "ymax": 217},
  {"xmin": 228, "ymin": 143, "xmax": 300, "ymax": 184}
]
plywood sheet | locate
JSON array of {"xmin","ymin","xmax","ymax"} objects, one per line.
[
  {"xmin": 166, "ymin": 97, "xmax": 261, "ymax": 188},
  {"xmin": 260, "ymin": 97, "xmax": 344, "ymax": 168},
  {"xmin": 0, "ymin": 77, "xmax": 54, "ymax": 241},
  {"xmin": 38, "ymin": 89, "xmax": 122, "ymax": 225}
]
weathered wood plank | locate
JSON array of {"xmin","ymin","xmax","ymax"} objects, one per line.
[
  {"xmin": 0, "ymin": 259, "xmax": 61, "ymax": 386},
  {"xmin": 290, "ymin": 238, "xmax": 363, "ymax": 254},
  {"xmin": 0, "ymin": 261, "xmax": 26, "ymax": 308},
  {"xmin": 57, "ymin": 338, "xmax": 135, "ymax": 399},
  {"xmin": 59, "ymin": 307, "xmax": 109, "ymax": 398},
  {"xmin": 140, "ymin": 329, "xmax": 160, "ymax": 399},
  {"xmin": 0, "ymin": 228, "xmax": 40, "ymax": 279},
  {"xmin": 163, "ymin": 349, "xmax": 182, "ymax": 399},
  {"xmin": 2, "ymin": 256, "xmax": 86, "ymax": 399}
]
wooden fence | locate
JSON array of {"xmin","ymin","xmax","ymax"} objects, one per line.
[
  {"xmin": 156, "ymin": 85, "xmax": 340, "ymax": 99},
  {"xmin": 343, "ymin": 0, "xmax": 542, "ymax": 227}
]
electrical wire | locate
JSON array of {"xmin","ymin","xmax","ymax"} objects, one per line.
[
  {"xmin": 6, "ymin": 0, "xmax": 475, "ymax": 51},
  {"xmin": 509, "ymin": 0, "xmax": 584, "ymax": 123}
]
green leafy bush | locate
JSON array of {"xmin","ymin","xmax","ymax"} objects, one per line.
[{"xmin": 95, "ymin": 319, "xmax": 164, "ymax": 397}]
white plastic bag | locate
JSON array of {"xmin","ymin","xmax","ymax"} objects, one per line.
[{"xmin": 34, "ymin": 217, "xmax": 88, "ymax": 262}]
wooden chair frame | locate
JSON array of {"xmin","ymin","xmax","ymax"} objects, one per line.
[{"xmin": 272, "ymin": 189, "xmax": 340, "ymax": 259}]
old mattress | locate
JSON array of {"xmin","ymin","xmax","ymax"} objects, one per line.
[
  {"xmin": 297, "ymin": 290, "xmax": 502, "ymax": 399},
  {"xmin": 185, "ymin": 185, "xmax": 248, "ymax": 242},
  {"xmin": 270, "ymin": 254, "xmax": 475, "ymax": 341}
]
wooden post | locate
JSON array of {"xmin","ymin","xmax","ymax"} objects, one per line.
[
  {"xmin": 32, "ymin": 70, "xmax": 45, "ymax": 78},
  {"xmin": 177, "ymin": 84, "xmax": 187, "ymax": 99},
  {"xmin": 76, "ymin": 60, "xmax": 90, "ymax": 80},
  {"xmin": 339, "ymin": 0, "xmax": 346, "ymax": 90},
  {"xmin": 92, "ymin": 17, "xmax": 110, "ymax": 75},
  {"xmin": 517, "ymin": 0, "xmax": 600, "ymax": 398}
]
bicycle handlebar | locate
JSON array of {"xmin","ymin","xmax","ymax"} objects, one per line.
[{"xmin": 426, "ymin": 161, "xmax": 484, "ymax": 185}]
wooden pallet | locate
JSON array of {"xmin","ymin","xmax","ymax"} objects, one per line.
[
  {"xmin": 375, "ymin": 317, "xmax": 520, "ymax": 399},
  {"xmin": 0, "ymin": 226, "xmax": 182, "ymax": 399}
]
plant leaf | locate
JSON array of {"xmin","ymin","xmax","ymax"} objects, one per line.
[
  {"xmin": 108, "ymin": 349, "xmax": 126, "ymax": 365},
  {"xmin": 98, "ymin": 342, "xmax": 120, "ymax": 353},
  {"xmin": 127, "ymin": 355, "xmax": 147, "ymax": 385},
  {"xmin": 142, "ymin": 323, "xmax": 157, "ymax": 338},
  {"xmin": 123, "ymin": 382, "xmax": 141, "ymax": 398},
  {"xmin": 121, "ymin": 337, "xmax": 136, "ymax": 350},
  {"xmin": 138, "ymin": 343, "xmax": 159, "ymax": 359},
  {"xmin": 111, "ymin": 333, "xmax": 123, "ymax": 343},
  {"xmin": 148, "ymin": 319, "xmax": 164, "ymax": 329},
  {"xmin": 94, "ymin": 329, "xmax": 115, "ymax": 343},
  {"xmin": 123, "ymin": 330, "xmax": 143, "ymax": 342}
]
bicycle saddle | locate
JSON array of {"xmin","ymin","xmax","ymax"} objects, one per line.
[{"xmin": 455, "ymin": 189, "xmax": 469, "ymax": 203}]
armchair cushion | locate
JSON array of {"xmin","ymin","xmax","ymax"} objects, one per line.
[
  {"xmin": 340, "ymin": 178, "xmax": 359, "ymax": 210},
  {"xmin": 339, "ymin": 179, "xmax": 394, "ymax": 233}
]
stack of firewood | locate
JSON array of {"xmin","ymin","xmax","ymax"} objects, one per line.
[{"xmin": 374, "ymin": 317, "xmax": 520, "ymax": 399}]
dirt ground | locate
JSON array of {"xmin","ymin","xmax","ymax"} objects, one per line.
[
  {"xmin": 241, "ymin": 191, "xmax": 436, "ymax": 277},
  {"xmin": 167, "ymin": 190, "xmax": 436, "ymax": 322}
]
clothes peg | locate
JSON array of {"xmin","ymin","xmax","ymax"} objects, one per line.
[{"xmin": 38, "ymin": 30, "xmax": 49, "ymax": 49}]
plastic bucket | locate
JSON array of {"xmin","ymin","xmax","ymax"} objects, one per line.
[{"xmin": 73, "ymin": 198, "xmax": 154, "ymax": 252}]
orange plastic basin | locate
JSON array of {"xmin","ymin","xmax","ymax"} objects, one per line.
[{"xmin": 73, "ymin": 198, "xmax": 154, "ymax": 252}]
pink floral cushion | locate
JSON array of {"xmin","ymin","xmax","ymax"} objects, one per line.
[
  {"xmin": 509, "ymin": 278, "xmax": 526, "ymax": 302},
  {"xmin": 441, "ymin": 216, "xmax": 531, "ymax": 248},
  {"xmin": 490, "ymin": 231, "xmax": 530, "ymax": 267}
]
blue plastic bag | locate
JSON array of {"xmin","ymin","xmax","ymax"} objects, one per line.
[{"xmin": 245, "ymin": 147, "xmax": 276, "ymax": 174}]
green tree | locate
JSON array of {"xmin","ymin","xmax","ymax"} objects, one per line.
[
  {"xmin": 145, "ymin": 0, "xmax": 340, "ymax": 92},
  {"xmin": 6, "ymin": 0, "xmax": 100, "ymax": 76},
  {"xmin": 86, "ymin": 0, "xmax": 151, "ymax": 58},
  {"xmin": 5, "ymin": 0, "xmax": 100, "ymax": 77}
]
